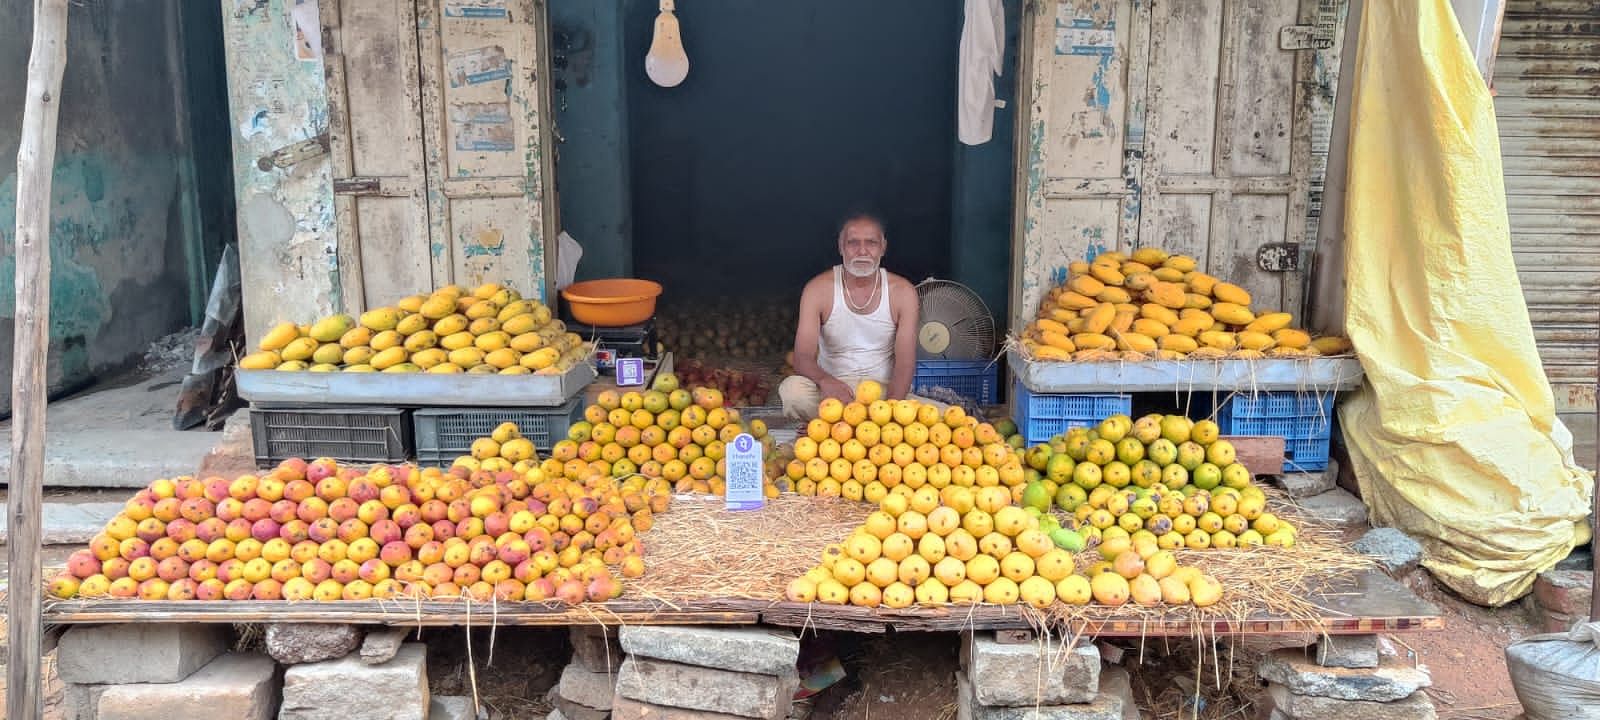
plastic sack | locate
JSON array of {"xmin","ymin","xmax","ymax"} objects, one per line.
[
  {"xmin": 1336, "ymin": 0, "xmax": 1594, "ymax": 606},
  {"xmin": 556, "ymin": 231, "xmax": 583, "ymax": 290},
  {"xmin": 1506, "ymin": 621, "xmax": 1600, "ymax": 720}
]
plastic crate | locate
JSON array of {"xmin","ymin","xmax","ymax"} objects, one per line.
[
  {"xmin": 1011, "ymin": 381, "xmax": 1131, "ymax": 446},
  {"xmin": 912, "ymin": 360, "xmax": 999, "ymax": 406},
  {"xmin": 250, "ymin": 405, "xmax": 411, "ymax": 467},
  {"xmin": 413, "ymin": 397, "xmax": 584, "ymax": 467},
  {"xmin": 1213, "ymin": 391, "xmax": 1337, "ymax": 472}
]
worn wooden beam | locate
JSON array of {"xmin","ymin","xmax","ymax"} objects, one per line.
[{"xmin": 10, "ymin": 2, "xmax": 69, "ymax": 718}]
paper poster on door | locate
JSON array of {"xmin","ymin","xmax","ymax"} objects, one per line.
[
  {"xmin": 444, "ymin": 0, "xmax": 509, "ymax": 19},
  {"xmin": 1055, "ymin": 13, "xmax": 1115, "ymax": 56},
  {"xmin": 448, "ymin": 46, "xmax": 512, "ymax": 88},
  {"xmin": 290, "ymin": 0, "xmax": 322, "ymax": 62},
  {"xmin": 450, "ymin": 102, "xmax": 515, "ymax": 152}
]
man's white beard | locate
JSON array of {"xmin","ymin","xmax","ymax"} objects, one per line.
[{"xmin": 845, "ymin": 257, "xmax": 880, "ymax": 278}]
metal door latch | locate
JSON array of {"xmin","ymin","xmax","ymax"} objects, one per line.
[{"xmin": 256, "ymin": 132, "xmax": 330, "ymax": 171}]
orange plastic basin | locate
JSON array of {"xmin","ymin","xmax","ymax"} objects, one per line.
[{"xmin": 560, "ymin": 278, "xmax": 663, "ymax": 327}]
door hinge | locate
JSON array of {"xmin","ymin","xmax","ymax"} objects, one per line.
[
  {"xmin": 1280, "ymin": 25, "xmax": 1334, "ymax": 51},
  {"xmin": 333, "ymin": 176, "xmax": 416, "ymax": 197},
  {"xmin": 256, "ymin": 132, "xmax": 331, "ymax": 171},
  {"xmin": 1258, "ymin": 243, "xmax": 1300, "ymax": 272}
]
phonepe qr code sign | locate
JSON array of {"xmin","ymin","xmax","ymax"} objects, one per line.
[{"xmin": 725, "ymin": 433, "xmax": 764, "ymax": 511}]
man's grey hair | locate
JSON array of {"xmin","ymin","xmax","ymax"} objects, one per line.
[{"xmin": 837, "ymin": 212, "xmax": 886, "ymax": 242}]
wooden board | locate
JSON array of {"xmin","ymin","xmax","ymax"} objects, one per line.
[
  {"xmin": 235, "ymin": 362, "xmax": 595, "ymax": 407},
  {"xmin": 45, "ymin": 571, "xmax": 1440, "ymax": 638},
  {"xmin": 1226, "ymin": 435, "xmax": 1289, "ymax": 476}
]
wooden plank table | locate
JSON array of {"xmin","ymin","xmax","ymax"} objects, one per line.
[{"xmin": 44, "ymin": 570, "xmax": 1438, "ymax": 637}]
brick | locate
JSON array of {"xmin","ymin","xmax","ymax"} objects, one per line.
[
  {"xmin": 616, "ymin": 656, "xmax": 799, "ymax": 720},
  {"xmin": 1315, "ymin": 635, "xmax": 1379, "ymax": 670},
  {"xmin": 1533, "ymin": 569, "xmax": 1594, "ymax": 617},
  {"xmin": 280, "ymin": 642, "xmax": 428, "ymax": 720},
  {"xmin": 58, "ymin": 623, "xmax": 229, "ymax": 685},
  {"xmin": 957, "ymin": 673, "xmax": 1124, "ymax": 720},
  {"xmin": 62, "ymin": 683, "xmax": 110, "ymax": 720},
  {"xmin": 266, "ymin": 623, "xmax": 364, "ymax": 665},
  {"xmin": 430, "ymin": 696, "xmax": 477, "ymax": 720},
  {"xmin": 967, "ymin": 632, "xmax": 1101, "ymax": 706},
  {"xmin": 1266, "ymin": 685, "xmax": 1435, "ymax": 720},
  {"xmin": 361, "ymin": 627, "xmax": 411, "ymax": 665},
  {"xmin": 570, "ymin": 625, "xmax": 624, "ymax": 672},
  {"xmin": 1258, "ymin": 649, "xmax": 1429, "ymax": 702},
  {"xmin": 1538, "ymin": 608, "xmax": 1584, "ymax": 634},
  {"xmin": 558, "ymin": 662, "xmax": 617, "ymax": 711},
  {"xmin": 611, "ymin": 694, "xmax": 751, "ymax": 720},
  {"xmin": 1097, "ymin": 666, "xmax": 1141, "ymax": 720},
  {"xmin": 620, "ymin": 625, "xmax": 800, "ymax": 676},
  {"xmin": 95, "ymin": 652, "xmax": 278, "ymax": 720}
]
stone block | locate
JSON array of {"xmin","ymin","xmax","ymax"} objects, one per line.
[
  {"xmin": 430, "ymin": 695, "xmax": 478, "ymax": 720},
  {"xmin": 558, "ymin": 662, "xmax": 617, "ymax": 711},
  {"xmin": 570, "ymin": 625, "xmax": 624, "ymax": 672},
  {"xmin": 361, "ymin": 627, "xmax": 411, "ymax": 665},
  {"xmin": 267, "ymin": 623, "xmax": 364, "ymax": 665},
  {"xmin": 1315, "ymin": 635, "xmax": 1379, "ymax": 670},
  {"xmin": 95, "ymin": 652, "xmax": 279, "ymax": 720},
  {"xmin": 62, "ymin": 683, "xmax": 110, "ymax": 720},
  {"xmin": 548, "ymin": 710, "xmax": 568, "ymax": 720},
  {"xmin": 620, "ymin": 625, "xmax": 800, "ymax": 676},
  {"xmin": 957, "ymin": 673, "xmax": 1124, "ymax": 720},
  {"xmin": 1258, "ymin": 649, "xmax": 1428, "ymax": 702},
  {"xmin": 58, "ymin": 623, "xmax": 229, "ymax": 685},
  {"xmin": 551, "ymin": 693, "xmax": 609, "ymax": 720},
  {"xmin": 1276, "ymin": 470, "xmax": 1336, "ymax": 499},
  {"xmin": 611, "ymin": 694, "xmax": 751, "ymax": 719},
  {"xmin": 1297, "ymin": 489, "xmax": 1368, "ymax": 527},
  {"xmin": 1097, "ymin": 666, "xmax": 1141, "ymax": 720},
  {"xmin": 1266, "ymin": 685, "xmax": 1435, "ymax": 720},
  {"xmin": 279, "ymin": 642, "xmax": 428, "ymax": 720},
  {"xmin": 967, "ymin": 632, "xmax": 1101, "ymax": 706},
  {"xmin": 1533, "ymin": 569, "xmax": 1594, "ymax": 617},
  {"xmin": 1351, "ymin": 529, "xmax": 1423, "ymax": 576},
  {"xmin": 616, "ymin": 656, "xmax": 799, "ymax": 720}
]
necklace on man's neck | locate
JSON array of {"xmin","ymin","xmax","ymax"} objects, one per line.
[{"xmin": 844, "ymin": 271, "xmax": 880, "ymax": 313}]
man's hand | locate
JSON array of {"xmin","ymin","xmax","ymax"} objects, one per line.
[{"xmin": 819, "ymin": 377, "xmax": 855, "ymax": 403}]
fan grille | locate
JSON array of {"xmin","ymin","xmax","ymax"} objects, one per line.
[{"xmin": 915, "ymin": 279, "xmax": 995, "ymax": 360}]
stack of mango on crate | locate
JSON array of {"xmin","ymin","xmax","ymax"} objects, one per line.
[
  {"xmin": 1017, "ymin": 248, "xmax": 1351, "ymax": 362},
  {"xmin": 240, "ymin": 283, "xmax": 590, "ymax": 375}
]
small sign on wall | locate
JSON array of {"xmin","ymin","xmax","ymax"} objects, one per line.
[
  {"xmin": 616, "ymin": 357, "xmax": 646, "ymax": 387},
  {"xmin": 724, "ymin": 433, "xmax": 765, "ymax": 511}
]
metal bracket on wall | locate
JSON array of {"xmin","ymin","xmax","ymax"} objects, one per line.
[
  {"xmin": 255, "ymin": 132, "xmax": 331, "ymax": 171},
  {"xmin": 1258, "ymin": 243, "xmax": 1301, "ymax": 272}
]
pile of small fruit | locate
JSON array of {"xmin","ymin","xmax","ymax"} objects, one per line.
[
  {"xmin": 1018, "ymin": 248, "xmax": 1352, "ymax": 362},
  {"xmin": 1020, "ymin": 414, "xmax": 1297, "ymax": 551},
  {"xmin": 657, "ymin": 298, "xmax": 796, "ymax": 362},
  {"xmin": 240, "ymin": 283, "xmax": 590, "ymax": 375},
  {"xmin": 553, "ymin": 372, "xmax": 780, "ymax": 497},
  {"xmin": 782, "ymin": 381, "xmax": 1227, "ymax": 610},
  {"xmin": 673, "ymin": 359, "xmax": 775, "ymax": 408},
  {"xmin": 783, "ymin": 383, "xmax": 1027, "ymax": 504},
  {"xmin": 48, "ymin": 423, "xmax": 670, "ymax": 603}
]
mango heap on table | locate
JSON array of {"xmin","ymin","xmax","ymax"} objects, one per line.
[
  {"xmin": 1019, "ymin": 248, "xmax": 1352, "ymax": 362},
  {"xmin": 240, "ymin": 283, "xmax": 590, "ymax": 375}
]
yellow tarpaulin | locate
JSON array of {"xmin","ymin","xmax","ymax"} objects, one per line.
[{"xmin": 1338, "ymin": 0, "xmax": 1594, "ymax": 607}]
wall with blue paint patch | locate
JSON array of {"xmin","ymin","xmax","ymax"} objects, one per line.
[
  {"xmin": 1, "ymin": 2, "xmax": 232, "ymax": 413},
  {"xmin": 550, "ymin": 0, "xmax": 633, "ymax": 282}
]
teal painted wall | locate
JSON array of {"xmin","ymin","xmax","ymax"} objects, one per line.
[
  {"xmin": 1, "ymin": 2, "xmax": 232, "ymax": 411},
  {"xmin": 551, "ymin": 0, "xmax": 633, "ymax": 282},
  {"xmin": 950, "ymin": 0, "xmax": 1021, "ymax": 331}
]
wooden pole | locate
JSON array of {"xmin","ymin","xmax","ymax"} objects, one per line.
[
  {"xmin": 10, "ymin": 1, "xmax": 69, "ymax": 718},
  {"xmin": 1592, "ymin": 334, "xmax": 1599, "ymax": 622}
]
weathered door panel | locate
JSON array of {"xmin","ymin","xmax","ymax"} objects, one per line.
[
  {"xmin": 1010, "ymin": 0, "xmax": 1138, "ymax": 330},
  {"xmin": 1494, "ymin": 0, "xmax": 1600, "ymax": 413},
  {"xmin": 323, "ymin": 0, "xmax": 434, "ymax": 310},
  {"xmin": 418, "ymin": 0, "xmax": 559, "ymax": 302}
]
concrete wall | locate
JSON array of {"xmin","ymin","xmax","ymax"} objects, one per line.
[
  {"xmin": 951, "ymin": 0, "xmax": 1022, "ymax": 329},
  {"xmin": 1, "ymin": 2, "xmax": 229, "ymax": 411},
  {"xmin": 551, "ymin": 0, "xmax": 633, "ymax": 283}
]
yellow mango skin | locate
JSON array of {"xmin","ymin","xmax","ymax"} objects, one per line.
[
  {"xmin": 1132, "ymin": 318, "xmax": 1170, "ymax": 338},
  {"xmin": 1246, "ymin": 312, "xmax": 1293, "ymax": 333},
  {"xmin": 1057, "ymin": 291, "xmax": 1098, "ymax": 311},
  {"xmin": 1035, "ymin": 318, "xmax": 1070, "ymax": 336},
  {"xmin": 1132, "ymin": 247, "xmax": 1169, "ymax": 266},
  {"xmin": 1097, "ymin": 287, "xmax": 1132, "ymax": 304},
  {"xmin": 1069, "ymin": 275, "xmax": 1106, "ymax": 297},
  {"xmin": 1084, "ymin": 304, "xmax": 1117, "ymax": 334},
  {"xmin": 1198, "ymin": 331, "xmax": 1238, "ymax": 351},
  {"xmin": 1274, "ymin": 328, "xmax": 1312, "ymax": 349},
  {"xmin": 1237, "ymin": 331, "xmax": 1276, "ymax": 351},
  {"xmin": 1210, "ymin": 303, "xmax": 1255, "ymax": 326},
  {"xmin": 259, "ymin": 323, "xmax": 301, "ymax": 352},
  {"xmin": 1147, "ymin": 282, "xmax": 1187, "ymax": 309},
  {"xmin": 1310, "ymin": 336, "xmax": 1352, "ymax": 355},
  {"xmin": 1116, "ymin": 332, "xmax": 1157, "ymax": 353},
  {"xmin": 1212, "ymin": 282, "xmax": 1252, "ymax": 306},
  {"xmin": 1140, "ymin": 304, "xmax": 1180, "ymax": 326},
  {"xmin": 1072, "ymin": 333, "xmax": 1117, "ymax": 351},
  {"xmin": 1040, "ymin": 331, "xmax": 1077, "ymax": 352},
  {"xmin": 1158, "ymin": 335, "xmax": 1199, "ymax": 353}
]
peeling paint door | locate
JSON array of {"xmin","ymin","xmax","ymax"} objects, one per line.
[
  {"xmin": 1011, "ymin": 0, "xmax": 1346, "ymax": 329},
  {"xmin": 418, "ymin": 0, "xmax": 559, "ymax": 302},
  {"xmin": 323, "ymin": 0, "xmax": 435, "ymax": 310}
]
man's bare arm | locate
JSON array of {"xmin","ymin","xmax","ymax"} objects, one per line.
[
  {"xmin": 887, "ymin": 278, "xmax": 919, "ymax": 400},
  {"xmin": 792, "ymin": 275, "xmax": 854, "ymax": 401}
]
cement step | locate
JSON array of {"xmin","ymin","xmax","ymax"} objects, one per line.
[
  {"xmin": 0, "ymin": 501, "xmax": 124, "ymax": 545},
  {"xmin": 0, "ymin": 429, "xmax": 221, "ymax": 489}
]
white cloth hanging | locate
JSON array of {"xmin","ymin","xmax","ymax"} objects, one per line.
[{"xmin": 958, "ymin": 0, "xmax": 1005, "ymax": 145}]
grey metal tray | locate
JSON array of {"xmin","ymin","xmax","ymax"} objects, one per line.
[
  {"xmin": 236, "ymin": 361, "xmax": 596, "ymax": 407},
  {"xmin": 1009, "ymin": 349, "xmax": 1364, "ymax": 394}
]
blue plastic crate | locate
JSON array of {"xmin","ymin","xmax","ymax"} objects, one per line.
[
  {"xmin": 1223, "ymin": 392, "xmax": 1334, "ymax": 418},
  {"xmin": 1285, "ymin": 437, "xmax": 1331, "ymax": 472},
  {"xmin": 1012, "ymin": 381, "xmax": 1131, "ymax": 446},
  {"xmin": 1212, "ymin": 391, "xmax": 1336, "ymax": 472},
  {"xmin": 912, "ymin": 359, "xmax": 999, "ymax": 406}
]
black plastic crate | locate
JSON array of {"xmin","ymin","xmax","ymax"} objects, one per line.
[
  {"xmin": 250, "ymin": 405, "xmax": 412, "ymax": 467},
  {"xmin": 413, "ymin": 397, "xmax": 585, "ymax": 467}
]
